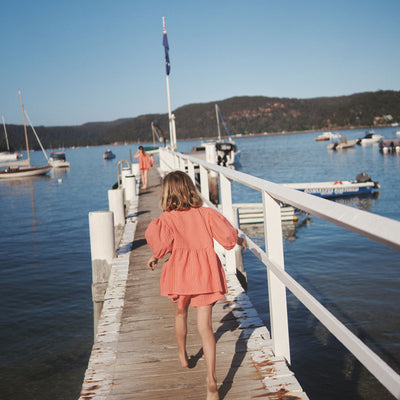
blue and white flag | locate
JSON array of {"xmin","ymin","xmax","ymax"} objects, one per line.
[{"xmin": 163, "ymin": 26, "xmax": 170, "ymax": 75}]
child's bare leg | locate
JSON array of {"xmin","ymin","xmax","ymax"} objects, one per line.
[
  {"xmin": 143, "ymin": 170, "xmax": 148, "ymax": 189},
  {"xmin": 140, "ymin": 171, "xmax": 144, "ymax": 187},
  {"xmin": 174, "ymin": 303, "xmax": 189, "ymax": 367},
  {"xmin": 197, "ymin": 304, "xmax": 219, "ymax": 400}
]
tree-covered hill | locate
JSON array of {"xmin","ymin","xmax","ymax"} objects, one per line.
[{"xmin": 1, "ymin": 90, "xmax": 399, "ymax": 151}]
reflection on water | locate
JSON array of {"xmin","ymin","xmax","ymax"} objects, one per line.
[
  {"xmin": 240, "ymin": 216, "xmax": 312, "ymax": 244},
  {"xmin": 333, "ymin": 192, "xmax": 380, "ymax": 212}
]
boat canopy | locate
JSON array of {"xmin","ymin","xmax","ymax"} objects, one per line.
[{"xmin": 50, "ymin": 152, "xmax": 66, "ymax": 161}]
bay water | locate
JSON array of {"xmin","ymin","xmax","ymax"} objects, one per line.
[{"xmin": 0, "ymin": 126, "xmax": 399, "ymax": 399}]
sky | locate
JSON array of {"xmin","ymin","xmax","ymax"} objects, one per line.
[{"xmin": 1, "ymin": 0, "xmax": 399, "ymax": 127}]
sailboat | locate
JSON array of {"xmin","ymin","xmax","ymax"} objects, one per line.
[
  {"xmin": 189, "ymin": 104, "xmax": 241, "ymax": 166},
  {"xmin": 0, "ymin": 91, "xmax": 51, "ymax": 179},
  {"xmin": 0, "ymin": 116, "xmax": 22, "ymax": 161},
  {"xmin": 212, "ymin": 104, "xmax": 240, "ymax": 166}
]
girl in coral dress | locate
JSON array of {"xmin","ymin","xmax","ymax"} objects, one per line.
[
  {"xmin": 133, "ymin": 146, "xmax": 152, "ymax": 189},
  {"xmin": 145, "ymin": 170, "xmax": 247, "ymax": 400}
]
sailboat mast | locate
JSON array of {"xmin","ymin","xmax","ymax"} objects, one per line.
[
  {"xmin": 19, "ymin": 91, "xmax": 31, "ymax": 167},
  {"xmin": 2, "ymin": 116, "xmax": 10, "ymax": 151},
  {"xmin": 215, "ymin": 104, "xmax": 222, "ymax": 140}
]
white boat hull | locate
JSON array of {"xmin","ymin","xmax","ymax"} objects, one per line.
[
  {"xmin": 283, "ymin": 179, "xmax": 379, "ymax": 198},
  {"xmin": 49, "ymin": 160, "xmax": 70, "ymax": 168},
  {"xmin": 0, "ymin": 165, "xmax": 51, "ymax": 179},
  {"xmin": 327, "ymin": 140, "xmax": 357, "ymax": 150},
  {"xmin": 358, "ymin": 134, "xmax": 383, "ymax": 145},
  {"xmin": 0, "ymin": 152, "xmax": 22, "ymax": 161}
]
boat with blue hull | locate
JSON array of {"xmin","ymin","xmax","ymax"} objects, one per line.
[{"xmin": 283, "ymin": 173, "xmax": 379, "ymax": 198}]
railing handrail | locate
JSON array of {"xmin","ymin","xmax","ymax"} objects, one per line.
[
  {"xmin": 159, "ymin": 148, "xmax": 400, "ymax": 399},
  {"xmin": 181, "ymin": 152, "xmax": 400, "ymax": 251}
]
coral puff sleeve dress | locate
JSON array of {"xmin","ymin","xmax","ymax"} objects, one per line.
[
  {"xmin": 138, "ymin": 153, "xmax": 152, "ymax": 172},
  {"xmin": 145, "ymin": 206, "xmax": 238, "ymax": 301}
]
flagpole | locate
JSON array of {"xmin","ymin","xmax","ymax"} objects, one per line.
[
  {"xmin": 162, "ymin": 17, "xmax": 177, "ymax": 151},
  {"xmin": 165, "ymin": 72, "xmax": 174, "ymax": 149}
]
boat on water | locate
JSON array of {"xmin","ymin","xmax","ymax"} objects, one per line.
[
  {"xmin": 327, "ymin": 135, "xmax": 357, "ymax": 150},
  {"xmin": 103, "ymin": 149, "xmax": 116, "ymax": 159},
  {"xmin": 0, "ymin": 92, "xmax": 51, "ymax": 179},
  {"xmin": 282, "ymin": 173, "xmax": 379, "ymax": 198},
  {"xmin": 315, "ymin": 131, "xmax": 341, "ymax": 141},
  {"xmin": 189, "ymin": 104, "xmax": 240, "ymax": 166},
  {"xmin": 379, "ymin": 138, "xmax": 400, "ymax": 153},
  {"xmin": 357, "ymin": 131, "xmax": 383, "ymax": 145},
  {"xmin": 49, "ymin": 151, "xmax": 70, "ymax": 168},
  {"xmin": 0, "ymin": 116, "xmax": 22, "ymax": 161},
  {"xmin": 0, "ymin": 151, "xmax": 22, "ymax": 162}
]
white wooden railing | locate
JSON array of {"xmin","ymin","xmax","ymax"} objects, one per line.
[{"xmin": 159, "ymin": 148, "xmax": 400, "ymax": 399}]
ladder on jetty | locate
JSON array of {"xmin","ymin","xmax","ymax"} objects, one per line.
[
  {"xmin": 82, "ymin": 148, "xmax": 400, "ymax": 399},
  {"xmin": 81, "ymin": 167, "xmax": 309, "ymax": 399}
]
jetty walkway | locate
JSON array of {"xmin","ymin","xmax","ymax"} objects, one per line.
[{"xmin": 80, "ymin": 166, "xmax": 308, "ymax": 399}]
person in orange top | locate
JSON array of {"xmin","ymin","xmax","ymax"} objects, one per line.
[
  {"xmin": 145, "ymin": 170, "xmax": 247, "ymax": 400},
  {"xmin": 133, "ymin": 146, "xmax": 152, "ymax": 189}
]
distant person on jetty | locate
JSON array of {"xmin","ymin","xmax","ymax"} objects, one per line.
[
  {"xmin": 133, "ymin": 146, "xmax": 151, "ymax": 189},
  {"xmin": 145, "ymin": 170, "xmax": 247, "ymax": 400}
]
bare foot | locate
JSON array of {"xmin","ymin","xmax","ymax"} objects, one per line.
[
  {"xmin": 206, "ymin": 378, "xmax": 219, "ymax": 400},
  {"xmin": 178, "ymin": 352, "xmax": 189, "ymax": 368}
]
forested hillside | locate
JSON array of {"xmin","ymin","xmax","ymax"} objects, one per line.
[{"xmin": 2, "ymin": 90, "xmax": 399, "ymax": 150}]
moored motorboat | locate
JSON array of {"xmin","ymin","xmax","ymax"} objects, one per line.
[
  {"xmin": 49, "ymin": 151, "xmax": 70, "ymax": 168},
  {"xmin": 357, "ymin": 131, "xmax": 383, "ymax": 145},
  {"xmin": 283, "ymin": 173, "xmax": 379, "ymax": 198},
  {"xmin": 0, "ymin": 151, "xmax": 23, "ymax": 161},
  {"xmin": 327, "ymin": 135, "xmax": 357, "ymax": 150},
  {"xmin": 379, "ymin": 138, "xmax": 400, "ymax": 153},
  {"xmin": 315, "ymin": 131, "xmax": 341, "ymax": 141},
  {"xmin": 103, "ymin": 149, "xmax": 116, "ymax": 159}
]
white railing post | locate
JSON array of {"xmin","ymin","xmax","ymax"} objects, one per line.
[
  {"xmin": 220, "ymin": 172, "xmax": 237, "ymax": 274},
  {"xmin": 173, "ymin": 152, "xmax": 180, "ymax": 170},
  {"xmin": 159, "ymin": 148, "xmax": 166, "ymax": 173},
  {"xmin": 178, "ymin": 155, "xmax": 185, "ymax": 172},
  {"xmin": 263, "ymin": 190, "xmax": 291, "ymax": 364},
  {"xmin": 199, "ymin": 165, "xmax": 210, "ymax": 201},
  {"xmin": 187, "ymin": 159, "xmax": 195, "ymax": 184}
]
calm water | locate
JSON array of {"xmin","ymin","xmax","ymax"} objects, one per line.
[{"xmin": 0, "ymin": 127, "xmax": 399, "ymax": 399}]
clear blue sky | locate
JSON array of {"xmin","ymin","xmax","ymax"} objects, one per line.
[{"xmin": 1, "ymin": 0, "xmax": 399, "ymax": 126}]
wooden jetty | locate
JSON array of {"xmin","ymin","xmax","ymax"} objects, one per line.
[{"xmin": 80, "ymin": 166, "xmax": 308, "ymax": 399}]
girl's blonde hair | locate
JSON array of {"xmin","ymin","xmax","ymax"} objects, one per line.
[{"xmin": 161, "ymin": 170, "xmax": 203, "ymax": 211}]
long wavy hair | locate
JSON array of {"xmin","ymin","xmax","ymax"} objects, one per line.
[
  {"xmin": 138, "ymin": 145, "xmax": 147, "ymax": 155},
  {"xmin": 161, "ymin": 170, "xmax": 203, "ymax": 211}
]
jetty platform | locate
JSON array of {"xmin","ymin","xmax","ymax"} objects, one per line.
[{"xmin": 80, "ymin": 166, "xmax": 308, "ymax": 400}]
